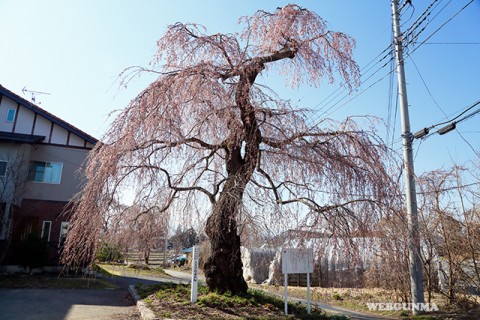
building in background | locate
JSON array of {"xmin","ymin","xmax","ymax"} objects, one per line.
[{"xmin": 0, "ymin": 84, "xmax": 97, "ymax": 266}]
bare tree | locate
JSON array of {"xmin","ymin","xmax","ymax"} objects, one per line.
[
  {"xmin": 97, "ymin": 200, "xmax": 169, "ymax": 265},
  {"xmin": 417, "ymin": 168, "xmax": 480, "ymax": 303},
  {"xmin": 417, "ymin": 187, "xmax": 440, "ymax": 304},
  {"xmin": 123, "ymin": 206, "xmax": 167, "ymax": 264},
  {"xmin": 364, "ymin": 212, "xmax": 412, "ymax": 302},
  {"xmin": 62, "ymin": 4, "xmax": 395, "ymax": 293},
  {"xmin": 0, "ymin": 151, "xmax": 28, "ymax": 263},
  {"xmin": 453, "ymin": 166, "xmax": 480, "ymax": 295}
]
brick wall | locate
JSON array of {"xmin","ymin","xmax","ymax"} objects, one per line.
[{"xmin": 7, "ymin": 199, "xmax": 73, "ymax": 265}]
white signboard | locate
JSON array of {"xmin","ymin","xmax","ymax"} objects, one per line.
[
  {"xmin": 282, "ymin": 248, "xmax": 314, "ymax": 315},
  {"xmin": 190, "ymin": 245, "xmax": 200, "ymax": 303},
  {"xmin": 282, "ymin": 248, "xmax": 314, "ymax": 274}
]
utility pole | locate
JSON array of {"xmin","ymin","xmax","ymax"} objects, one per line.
[{"xmin": 391, "ymin": 0, "xmax": 425, "ymax": 314}]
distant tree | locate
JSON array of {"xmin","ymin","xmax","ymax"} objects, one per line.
[
  {"xmin": 417, "ymin": 167, "xmax": 480, "ymax": 303},
  {"xmin": 96, "ymin": 241, "xmax": 123, "ymax": 263},
  {"xmin": 101, "ymin": 204, "xmax": 168, "ymax": 265},
  {"xmin": 170, "ymin": 226, "xmax": 183, "ymax": 253},
  {"xmin": 170, "ymin": 227, "xmax": 199, "ymax": 252},
  {"xmin": 367, "ymin": 214, "xmax": 412, "ymax": 302},
  {"xmin": 62, "ymin": 4, "xmax": 394, "ymax": 294}
]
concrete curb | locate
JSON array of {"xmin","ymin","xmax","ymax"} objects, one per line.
[{"xmin": 128, "ymin": 285, "xmax": 159, "ymax": 320}]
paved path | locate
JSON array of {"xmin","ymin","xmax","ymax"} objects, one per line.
[
  {"xmin": 0, "ymin": 288, "xmax": 139, "ymax": 320},
  {"xmin": 287, "ymin": 295, "xmax": 395, "ymax": 320},
  {"xmin": 0, "ymin": 271, "xmax": 169, "ymax": 320},
  {"xmin": 163, "ymin": 268, "xmax": 204, "ymax": 283},
  {"xmin": 0, "ymin": 269, "xmax": 395, "ymax": 320}
]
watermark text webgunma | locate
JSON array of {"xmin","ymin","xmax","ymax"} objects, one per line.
[{"xmin": 367, "ymin": 302, "xmax": 439, "ymax": 312}]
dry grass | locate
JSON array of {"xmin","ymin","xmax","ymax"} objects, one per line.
[
  {"xmin": 249, "ymin": 284, "xmax": 480, "ymax": 320},
  {"xmin": 97, "ymin": 263, "xmax": 171, "ymax": 278},
  {"xmin": 136, "ymin": 282, "xmax": 347, "ymax": 320}
]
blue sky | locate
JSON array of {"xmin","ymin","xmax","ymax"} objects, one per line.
[{"xmin": 0, "ymin": 0, "xmax": 479, "ymax": 176}]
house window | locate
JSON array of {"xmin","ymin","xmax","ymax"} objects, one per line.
[
  {"xmin": 28, "ymin": 161, "xmax": 63, "ymax": 184},
  {"xmin": 0, "ymin": 161, "xmax": 6, "ymax": 177},
  {"xmin": 21, "ymin": 222, "xmax": 33, "ymax": 241},
  {"xmin": 59, "ymin": 222, "xmax": 69, "ymax": 247},
  {"xmin": 41, "ymin": 221, "xmax": 52, "ymax": 242},
  {"xmin": 6, "ymin": 109, "xmax": 16, "ymax": 123}
]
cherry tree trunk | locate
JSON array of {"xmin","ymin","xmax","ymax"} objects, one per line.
[
  {"xmin": 204, "ymin": 174, "xmax": 248, "ymax": 294},
  {"xmin": 202, "ymin": 64, "xmax": 261, "ymax": 294}
]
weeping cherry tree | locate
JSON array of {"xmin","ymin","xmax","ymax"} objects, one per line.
[{"xmin": 62, "ymin": 4, "xmax": 395, "ymax": 294}]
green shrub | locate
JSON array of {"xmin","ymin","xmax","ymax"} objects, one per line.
[
  {"xmin": 332, "ymin": 293, "xmax": 343, "ymax": 301},
  {"xmin": 15, "ymin": 234, "xmax": 48, "ymax": 271},
  {"xmin": 399, "ymin": 310, "xmax": 409, "ymax": 317},
  {"xmin": 96, "ymin": 242, "xmax": 123, "ymax": 262},
  {"xmin": 137, "ymin": 283, "xmax": 345, "ymax": 319},
  {"xmin": 127, "ymin": 263, "xmax": 150, "ymax": 270}
]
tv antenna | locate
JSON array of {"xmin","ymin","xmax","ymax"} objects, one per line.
[{"xmin": 22, "ymin": 86, "xmax": 51, "ymax": 104}]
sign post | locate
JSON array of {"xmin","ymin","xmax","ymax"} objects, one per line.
[
  {"xmin": 281, "ymin": 248, "xmax": 314, "ymax": 315},
  {"xmin": 284, "ymin": 273, "xmax": 288, "ymax": 314},
  {"xmin": 307, "ymin": 272, "xmax": 311, "ymax": 314},
  {"xmin": 190, "ymin": 245, "xmax": 199, "ymax": 303}
]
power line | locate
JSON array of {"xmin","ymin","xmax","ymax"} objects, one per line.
[
  {"xmin": 400, "ymin": 2, "xmax": 416, "ymax": 27},
  {"xmin": 308, "ymin": 0, "xmax": 475, "ymax": 135},
  {"xmin": 287, "ymin": 181, "xmax": 480, "ymax": 198},
  {"xmin": 308, "ymin": 45, "xmax": 393, "ymax": 118},
  {"xmin": 414, "ymin": 42, "xmax": 480, "ymax": 45},
  {"xmin": 429, "ymin": 100, "xmax": 480, "ymax": 130},
  {"xmin": 309, "ymin": 0, "xmax": 453, "ymax": 128},
  {"xmin": 403, "ymin": 0, "xmax": 451, "ymax": 48},
  {"xmin": 386, "ymin": 36, "xmax": 396, "ymax": 146},
  {"xmin": 457, "ymin": 133, "xmax": 480, "ymax": 158},
  {"xmin": 391, "ymin": 85, "xmax": 399, "ymax": 149},
  {"xmin": 409, "ymin": 56, "xmax": 447, "ymax": 117},
  {"xmin": 324, "ymin": 69, "xmax": 396, "ymax": 118},
  {"xmin": 400, "ymin": 0, "xmax": 478, "ymax": 161},
  {"xmin": 308, "ymin": 54, "xmax": 395, "ymax": 128},
  {"xmin": 314, "ymin": 46, "xmax": 392, "ymax": 110},
  {"xmin": 383, "ymin": 0, "xmax": 442, "ymax": 148},
  {"xmin": 406, "ymin": 0, "xmax": 475, "ymax": 57},
  {"xmin": 455, "ymin": 107, "xmax": 480, "ymax": 125},
  {"xmin": 413, "ymin": 100, "xmax": 480, "ymax": 144},
  {"xmin": 399, "ymin": 0, "xmax": 414, "ymax": 13},
  {"xmin": 306, "ymin": 18, "xmax": 399, "ymax": 128},
  {"xmin": 404, "ymin": 0, "xmax": 442, "ymax": 37},
  {"xmin": 416, "ymin": 181, "xmax": 480, "ymax": 195},
  {"xmin": 408, "ymin": 55, "xmax": 479, "ymax": 158}
]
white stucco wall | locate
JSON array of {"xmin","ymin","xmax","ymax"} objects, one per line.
[
  {"xmin": 32, "ymin": 115, "xmax": 51, "ymax": 140},
  {"xmin": 1, "ymin": 93, "xmax": 93, "ymax": 148},
  {"xmin": 51, "ymin": 124, "xmax": 69, "ymax": 145},
  {"xmin": 14, "ymin": 107, "xmax": 35, "ymax": 134},
  {"xmin": 68, "ymin": 134, "xmax": 85, "ymax": 147},
  {"xmin": 0, "ymin": 96, "xmax": 17, "ymax": 132}
]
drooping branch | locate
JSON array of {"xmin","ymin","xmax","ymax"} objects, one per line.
[
  {"xmin": 62, "ymin": 5, "xmax": 394, "ymax": 296},
  {"xmin": 262, "ymin": 130, "xmax": 362, "ymax": 149},
  {"xmin": 158, "ymin": 168, "xmax": 215, "ymax": 203}
]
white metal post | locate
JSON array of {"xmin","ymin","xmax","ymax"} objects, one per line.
[
  {"xmin": 284, "ymin": 273, "xmax": 288, "ymax": 315},
  {"xmin": 163, "ymin": 237, "xmax": 168, "ymax": 268},
  {"xmin": 190, "ymin": 245, "xmax": 199, "ymax": 303},
  {"xmin": 307, "ymin": 272, "xmax": 311, "ymax": 314}
]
